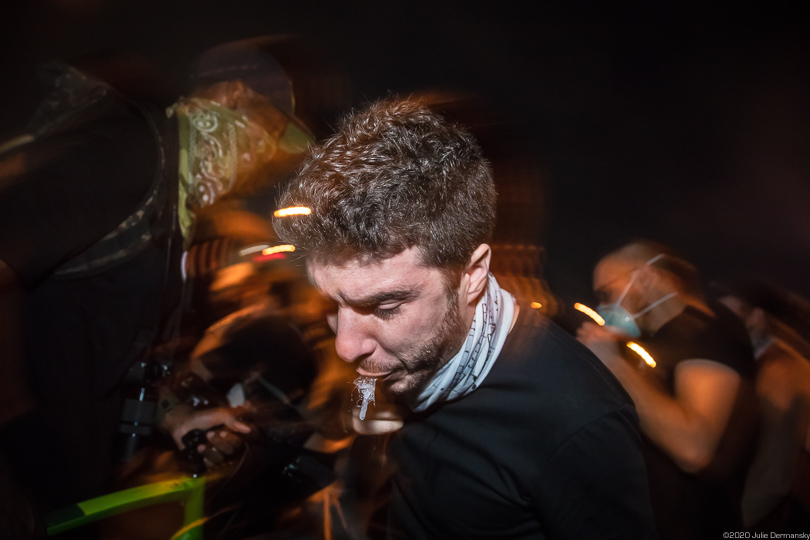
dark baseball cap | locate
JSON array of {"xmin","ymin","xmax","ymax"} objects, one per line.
[
  {"xmin": 189, "ymin": 36, "xmax": 314, "ymax": 157},
  {"xmin": 189, "ymin": 37, "xmax": 295, "ymax": 116}
]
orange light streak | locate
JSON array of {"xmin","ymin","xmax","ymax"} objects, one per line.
[{"xmin": 273, "ymin": 206, "xmax": 311, "ymax": 217}]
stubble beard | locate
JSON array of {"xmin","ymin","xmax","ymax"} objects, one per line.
[{"xmin": 389, "ymin": 288, "xmax": 469, "ymax": 402}]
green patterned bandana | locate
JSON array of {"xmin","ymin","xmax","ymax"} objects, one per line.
[{"xmin": 167, "ymin": 98, "xmax": 277, "ymax": 245}]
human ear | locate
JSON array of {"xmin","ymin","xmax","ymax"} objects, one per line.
[
  {"xmin": 636, "ymin": 264, "xmax": 666, "ymax": 293},
  {"xmin": 463, "ymin": 244, "xmax": 491, "ymax": 305},
  {"xmin": 224, "ymin": 80, "xmax": 247, "ymax": 109},
  {"xmin": 746, "ymin": 307, "xmax": 770, "ymax": 336}
]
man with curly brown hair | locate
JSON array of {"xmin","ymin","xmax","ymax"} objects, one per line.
[{"xmin": 274, "ymin": 97, "xmax": 657, "ymax": 539}]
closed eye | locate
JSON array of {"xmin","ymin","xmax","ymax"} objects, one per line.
[{"xmin": 374, "ymin": 305, "xmax": 402, "ymax": 321}]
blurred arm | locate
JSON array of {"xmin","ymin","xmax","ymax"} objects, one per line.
[
  {"xmin": 578, "ymin": 322, "xmax": 741, "ymax": 473},
  {"xmin": 0, "ymin": 259, "xmax": 35, "ymax": 427},
  {"xmin": 742, "ymin": 351, "xmax": 810, "ymax": 526},
  {"xmin": 741, "ymin": 393, "xmax": 803, "ymax": 526}
]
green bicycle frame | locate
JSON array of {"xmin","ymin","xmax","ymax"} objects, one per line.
[{"xmin": 45, "ymin": 475, "xmax": 206, "ymax": 539}]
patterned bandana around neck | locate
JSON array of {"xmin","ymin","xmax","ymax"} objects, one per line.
[
  {"xmin": 410, "ymin": 273, "xmax": 516, "ymax": 412},
  {"xmin": 167, "ymin": 97, "xmax": 276, "ymax": 245}
]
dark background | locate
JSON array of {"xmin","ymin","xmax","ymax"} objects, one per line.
[{"xmin": 3, "ymin": 1, "xmax": 809, "ymax": 306}]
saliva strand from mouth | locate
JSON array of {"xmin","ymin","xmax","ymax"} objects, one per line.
[{"xmin": 354, "ymin": 376, "xmax": 377, "ymax": 420}]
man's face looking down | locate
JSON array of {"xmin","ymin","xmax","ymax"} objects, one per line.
[{"xmin": 307, "ymin": 246, "xmax": 485, "ymax": 400}]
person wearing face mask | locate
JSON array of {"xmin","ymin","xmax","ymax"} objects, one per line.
[
  {"xmin": 714, "ymin": 280, "xmax": 810, "ymax": 532},
  {"xmin": 0, "ymin": 37, "xmax": 312, "ymax": 536},
  {"xmin": 595, "ymin": 253, "xmax": 679, "ymax": 339},
  {"xmin": 577, "ymin": 239, "xmax": 757, "ymax": 540}
]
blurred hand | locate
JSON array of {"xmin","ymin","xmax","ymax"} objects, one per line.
[
  {"xmin": 170, "ymin": 406, "xmax": 252, "ymax": 468},
  {"xmin": 577, "ymin": 322, "xmax": 625, "ymax": 369}
]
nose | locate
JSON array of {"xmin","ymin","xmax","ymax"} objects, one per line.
[{"xmin": 333, "ymin": 309, "xmax": 377, "ymax": 363}]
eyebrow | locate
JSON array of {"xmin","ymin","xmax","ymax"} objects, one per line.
[{"xmin": 341, "ymin": 288, "xmax": 416, "ymax": 309}]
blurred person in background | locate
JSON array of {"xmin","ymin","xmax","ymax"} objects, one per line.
[
  {"xmin": 577, "ymin": 239, "xmax": 757, "ymax": 540},
  {"xmin": 274, "ymin": 97, "xmax": 657, "ymax": 539},
  {"xmin": 714, "ymin": 279, "xmax": 810, "ymax": 532},
  {"xmin": 159, "ymin": 247, "xmax": 353, "ymax": 466},
  {"xmin": 153, "ymin": 307, "xmax": 333, "ymax": 539},
  {"xmin": 104, "ymin": 243, "xmax": 353, "ymax": 540},
  {"xmin": 0, "ymin": 36, "xmax": 312, "ymax": 536}
]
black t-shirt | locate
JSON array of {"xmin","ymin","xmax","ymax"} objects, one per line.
[
  {"xmin": 644, "ymin": 303, "xmax": 756, "ymax": 393},
  {"xmin": 639, "ymin": 302, "xmax": 757, "ymax": 540},
  {"xmin": 386, "ymin": 306, "xmax": 658, "ymax": 539}
]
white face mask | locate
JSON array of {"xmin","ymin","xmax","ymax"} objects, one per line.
[{"xmin": 596, "ymin": 254, "xmax": 677, "ymax": 338}]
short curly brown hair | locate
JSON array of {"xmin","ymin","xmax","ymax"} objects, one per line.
[{"xmin": 272, "ymin": 97, "xmax": 496, "ymax": 271}]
